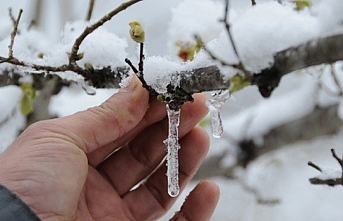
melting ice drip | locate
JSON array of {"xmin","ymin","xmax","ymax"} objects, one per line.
[
  {"xmin": 206, "ymin": 90, "xmax": 230, "ymax": 138},
  {"xmin": 163, "ymin": 104, "xmax": 181, "ymax": 197},
  {"xmin": 80, "ymin": 81, "xmax": 96, "ymax": 95}
]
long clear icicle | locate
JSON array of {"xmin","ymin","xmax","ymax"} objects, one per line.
[
  {"xmin": 163, "ymin": 104, "xmax": 181, "ymax": 197},
  {"xmin": 206, "ymin": 90, "xmax": 230, "ymax": 138}
]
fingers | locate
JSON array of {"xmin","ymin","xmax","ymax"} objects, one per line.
[
  {"xmin": 170, "ymin": 181, "xmax": 220, "ymax": 221},
  {"xmin": 89, "ymin": 93, "xmax": 207, "ymax": 166},
  {"xmin": 121, "ymin": 127, "xmax": 210, "ymax": 221},
  {"xmin": 39, "ymin": 75, "xmax": 150, "ymax": 154},
  {"xmin": 87, "ymin": 95, "xmax": 167, "ymax": 166},
  {"xmin": 96, "ymin": 94, "xmax": 208, "ymax": 195}
]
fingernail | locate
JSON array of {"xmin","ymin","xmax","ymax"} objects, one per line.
[{"xmin": 119, "ymin": 74, "xmax": 137, "ymax": 92}]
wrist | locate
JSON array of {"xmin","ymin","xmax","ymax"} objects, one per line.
[{"xmin": 0, "ymin": 183, "xmax": 40, "ymax": 221}]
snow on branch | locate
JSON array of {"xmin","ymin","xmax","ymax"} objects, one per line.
[
  {"xmin": 252, "ymin": 33, "xmax": 343, "ymax": 97},
  {"xmin": 308, "ymin": 148, "xmax": 343, "ymax": 186},
  {"xmin": 69, "ymin": 0, "xmax": 143, "ymax": 65},
  {"xmin": 0, "ymin": 6, "xmax": 343, "ymax": 98}
]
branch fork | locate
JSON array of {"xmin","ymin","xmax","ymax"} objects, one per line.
[{"xmin": 308, "ymin": 148, "xmax": 343, "ymax": 186}]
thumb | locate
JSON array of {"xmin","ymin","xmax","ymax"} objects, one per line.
[{"xmin": 48, "ymin": 74, "xmax": 149, "ymax": 153}]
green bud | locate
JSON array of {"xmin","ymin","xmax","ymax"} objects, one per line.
[
  {"xmin": 19, "ymin": 83, "xmax": 36, "ymax": 116},
  {"xmin": 76, "ymin": 52, "xmax": 84, "ymax": 60},
  {"xmin": 157, "ymin": 94, "xmax": 166, "ymax": 102},
  {"xmin": 229, "ymin": 75, "xmax": 251, "ymax": 93},
  {"xmin": 84, "ymin": 62, "xmax": 94, "ymax": 72},
  {"xmin": 294, "ymin": 0, "xmax": 312, "ymax": 11},
  {"xmin": 37, "ymin": 52, "xmax": 44, "ymax": 59}
]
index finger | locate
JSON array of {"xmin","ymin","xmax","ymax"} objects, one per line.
[{"xmin": 47, "ymin": 75, "xmax": 150, "ymax": 154}]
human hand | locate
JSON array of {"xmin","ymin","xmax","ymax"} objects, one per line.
[{"xmin": 0, "ymin": 75, "xmax": 219, "ymax": 221}]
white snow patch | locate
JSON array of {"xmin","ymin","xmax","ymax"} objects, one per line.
[
  {"xmin": 316, "ymin": 167, "xmax": 342, "ymax": 180},
  {"xmin": 167, "ymin": 0, "xmax": 224, "ymax": 58},
  {"xmin": 223, "ymin": 73, "xmax": 318, "ymax": 143},
  {"xmin": 231, "ymin": 2, "xmax": 320, "ymax": 72}
]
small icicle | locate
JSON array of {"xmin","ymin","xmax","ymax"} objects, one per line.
[
  {"xmin": 80, "ymin": 81, "xmax": 96, "ymax": 95},
  {"xmin": 163, "ymin": 104, "xmax": 181, "ymax": 197},
  {"xmin": 206, "ymin": 90, "xmax": 230, "ymax": 138}
]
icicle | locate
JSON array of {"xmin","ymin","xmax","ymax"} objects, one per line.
[
  {"xmin": 206, "ymin": 90, "xmax": 230, "ymax": 138},
  {"xmin": 80, "ymin": 81, "xmax": 96, "ymax": 95},
  {"xmin": 163, "ymin": 104, "xmax": 181, "ymax": 197}
]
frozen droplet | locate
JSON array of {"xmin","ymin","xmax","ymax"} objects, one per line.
[
  {"xmin": 207, "ymin": 100, "xmax": 223, "ymax": 138},
  {"xmin": 80, "ymin": 81, "xmax": 96, "ymax": 95},
  {"xmin": 206, "ymin": 90, "xmax": 230, "ymax": 138},
  {"xmin": 164, "ymin": 104, "xmax": 181, "ymax": 197}
]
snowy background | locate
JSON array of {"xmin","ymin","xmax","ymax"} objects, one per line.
[{"xmin": 1, "ymin": 0, "xmax": 343, "ymax": 220}]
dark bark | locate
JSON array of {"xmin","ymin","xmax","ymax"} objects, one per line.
[{"xmin": 253, "ymin": 33, "xmax": 343, "ymax": 97}]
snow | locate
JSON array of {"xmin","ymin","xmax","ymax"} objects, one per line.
[
  {"xmin": 144, "ymin": 53, "xmax": 214, "ymax": 93},
  {"xmin": 223, "ymin": 72, "xmax": 318, "ymax": 143},
  {"xmin": 0, "ymin": 86, "xmax": 25, "ymax": 152},
  {"xmin": 167, "ymin": 0, "xmax": 224, "ymax": 58},
  {"xmin": 49, "ymin": 84, "xmax": 117, "ymax": 117},
  {"xmin": 60, "ymin": 21, "xmax": 129, "ymax": 68},
  {"xmin": 316, "ymin": 167, "xmax": 342, "ymax": 180},
  {"xmin": 1, "ymin": 0, "xmax": 343, "ymax": 220},
  {"xmin": 315, "ymin": 0, "xmax": 343, "ymax": 34},
  {"xmin": 144, "ymin": 56, "xmax": 183, "ymax": 94},
  {"xmin": 162, "ymin": 134, "xmax": 343, "ymax": 221}
]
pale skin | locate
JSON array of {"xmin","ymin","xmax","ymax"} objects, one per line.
[{"xmin": 0, "ymin": 75, "xmax": 219, "ymax": 221}]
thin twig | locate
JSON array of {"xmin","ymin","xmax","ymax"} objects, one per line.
[
  {"xmin": 331, "ymin": 148, "xmax": 342, "ymax": 164},
  {"xmin": 125, "ymin": 57, "xmax": 155, "ymax": 94},
  {"xmin": 8, "ymin": 9, "xmax": 23, "ymax": 58},
  {"xmin": 308, "ymin": 161, "xmax": 322, "ymax": 172},
  {"xmin": 199, "ymin": 1, "xmax": 250, "ymax": 76},
  {"xmin": 8, "ymin": 8, "xmax": 16, "ymax": 26},
  {"xmin": 86, "ymin": 0, "xmax": 96, "ymax": 21},
  {"xmin": 0, "ymin": 55, "xmax": 90, "ymax": 80},
  {"xmin": 69, "ymin": 0, "xmax": 143, "ymax": 65},
  {"xmin": 221, "ymin": 0, "xmax": 250, "ymax": 76},
  {"xmin": 331, "ymin": 149, "xmax": 343, "ymax": 179},
  {"xmin": 138, "ymin": 42, "xmax": 144, "ymax": 75},
  {"xmin": 308, "ymin": 149, "xmax": 343, "ymax": 186},
  {"xmin": 124, "ymin": 58, "xmax": 138, "ymax": 73},
  {"xmin": 195, "ymin": 35, "xmax": 242, "ymax": 70}
]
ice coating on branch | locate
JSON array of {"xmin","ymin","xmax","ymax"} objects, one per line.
[
  {"xmin": 206, "ymin": 90, "xmax": 230, "ymax": 138},
  {"xmin": 79, "ymin": 81, "xmax": 96, "ymax": 95},
  {"xmin": 164, "ymin": 104, "xmax": 181, "ymax": 197}
]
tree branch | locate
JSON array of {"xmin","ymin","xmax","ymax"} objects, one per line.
[
  {"xmin": 308, "ymin": 148, "xmax": 343, "ymax": 186},
  {"xmin": 253, "ymin": 33, "xmax": 343, "ymax": 97},
  {"xmin": 69, "ymin": 0, "xmax": 143, "ymax": 65},
  {"xmin": 240, "ymin": 105, "xmax": 343, "ymax": 166},
  {"xmin": 1, "ymin": 32, "xmax": 343, "ymax": 96},
  {"xmin": 309, "ymin": 177, "xmax": 342, "ymax": 186},
  {"xmin": 7, "ymin": 9, "xmax": 23, "ymax": 59},
  {"xmin": 86, "ymin": 0, "xmax": 96, "ymax": 21}
]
